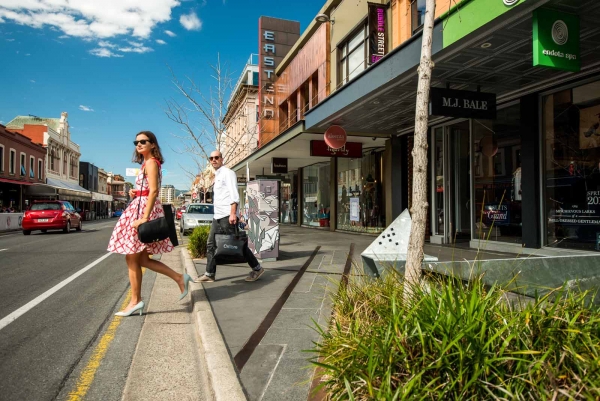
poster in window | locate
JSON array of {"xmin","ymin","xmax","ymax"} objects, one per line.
[
  {"xmin": 350, "ymin": 197, "xmax": 360, "ymax": 222},
  {"xmin": 579, "ymin": 104, "xmax": 600, "ymax": 149}
]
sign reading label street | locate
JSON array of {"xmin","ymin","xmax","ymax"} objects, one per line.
[{"xmin": 429, "ymin": 88, "xmax": 496, "ymax": 119}]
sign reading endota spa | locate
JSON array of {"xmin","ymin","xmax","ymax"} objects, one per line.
[
  {"xmin": 533, "ymin": 8, "xmax": 580, "ymax": 72},
  {"xmin": 429, "ymin": 88, "xmax": 496, "ymax": 119}
]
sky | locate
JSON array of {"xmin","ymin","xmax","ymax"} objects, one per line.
[{"xmin": 0, "ymin": 0, "xmax": 324, "ymax": 190}]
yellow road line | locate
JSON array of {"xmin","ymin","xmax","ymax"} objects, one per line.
[{"xmin": 67, "ymin": 268, "xmax": 146, "ymax": 401}]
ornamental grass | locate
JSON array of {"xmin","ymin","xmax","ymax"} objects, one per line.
[{"xmin": 312, "ymin": 269, "xmax": 600, "ymax": 400}]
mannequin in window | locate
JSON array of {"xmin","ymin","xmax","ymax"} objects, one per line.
[{"xmin": 512, "ymin": 163, "xmax": 522, "ymax": 201}]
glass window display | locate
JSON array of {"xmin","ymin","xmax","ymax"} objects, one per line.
[
  {"xmin": 472, "ymin": 103, "xmax": 522, "ymax": 244},
  {"xmin": 543, "ymin": 81, "xmax": 600, "ymax": 251},
  {"xmin": 302, "ymin": 163, "xmax": 331, "ymax": 227},
  {"xmin": 337, "ymin": 151, "xmax": 385, "ymax": 234}
]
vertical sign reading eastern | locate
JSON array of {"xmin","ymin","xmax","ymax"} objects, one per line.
[
  {"xmin": 368, "ymin": 3, "xmax": 387, "ymax": 65},
  {"xmin": 258, "ymin": 17, "xmax": 300, "ymax": 147}
]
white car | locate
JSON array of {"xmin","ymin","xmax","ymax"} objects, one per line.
[{"xmin": 180, "ymin": 203, "xmax": 214, "ymax": 235}]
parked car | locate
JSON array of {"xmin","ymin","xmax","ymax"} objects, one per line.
[
  {"xmin": 22, "ymin": 200, "xmax": 82, "ymax": 235},
  {"xmin": 180, "ymin": 203, "xmax": 214, "ymax": 235},
  {"xmin": 176, "ymin": 206, "xmax": 186, "ymax": 220},
  {"xmin": 113, "ymin": 209, "xmax": 123, "ymax": 218}
]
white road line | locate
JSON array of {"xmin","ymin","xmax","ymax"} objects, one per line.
[
  {"xmin": 0, "ymin": 249, "xmax": 7, "ymax": 252},
  {"xmin": 0, "ymin": 252, "xmax": 114, "ymax": 331}
]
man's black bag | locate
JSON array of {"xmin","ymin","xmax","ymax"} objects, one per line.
[{"xmin": 215, "ymin": 225, "xmax": 248, "ymax": 264}]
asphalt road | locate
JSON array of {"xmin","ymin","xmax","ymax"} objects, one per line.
[{"xmin": 0, "ymin": 219, "xmax": 156, "ymax": 401}]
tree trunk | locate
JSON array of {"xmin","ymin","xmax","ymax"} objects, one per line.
[{"xmin": 405, "ymin": 0, "xmax": 436, "ymax": 296}]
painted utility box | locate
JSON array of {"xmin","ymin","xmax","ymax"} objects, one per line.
[{"xmin": 247, "ymin": 180, "xmax": 279, "ymax": 261}]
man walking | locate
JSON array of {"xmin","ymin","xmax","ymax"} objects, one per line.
[{"xmin": 195, "ymin": 150, "xmax": 264, "ymax": 283}]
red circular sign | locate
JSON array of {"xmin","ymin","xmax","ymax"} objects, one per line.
[
  {"xmin": 324, "ymin": 125, "xmax": 347, "ymax": 149},
  {"xmin": 192, "ymin": 193, "xmax": 198, "ymax": 199}
]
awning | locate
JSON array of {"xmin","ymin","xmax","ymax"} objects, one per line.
[
  {"xmin": 45, "ymin": 177, "xmax": 90, "ymax": 194},
  {"xmin": 0, "ymin": 177, "xmax": 34, "ymax": 186},
  {"xmin": 92, "ymin": 192, "xmax": 113, "ymax": 202}
]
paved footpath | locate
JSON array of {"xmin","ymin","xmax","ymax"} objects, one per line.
[{"xmin": 190, "ymin": 226, "xmax": 373, "ymax": 401}]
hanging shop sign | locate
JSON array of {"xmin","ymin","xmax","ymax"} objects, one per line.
[
  {"xmin": 310, "ymin": 140, "xmax": 362, "ymax": 158},
  {"xmin": 271, "ymin": 157, "xmax": 288, "ymax": 174},
  {"xmin": 368, "ymin": 2, "xmax": 387, "ymax": 65},
  {"xmin": 429, "ymin": 88, "xmax": 496, "ymax": 119},
  {"xmin": 324, "ymin": 125, "xmax": 347, "ymax": 149},
  {"xmin": 533, "ymin": 8, "xmax": 580, "ymax": 72}
]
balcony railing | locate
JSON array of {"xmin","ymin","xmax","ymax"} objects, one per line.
[{"xmin": 228, "ymin": 54, "xmax": 259, "ymax": 108}]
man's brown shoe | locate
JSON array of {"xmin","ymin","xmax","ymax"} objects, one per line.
[
  {"xmin": 194, "ymin": 275, "xmax": 215, "ymax": 283},
  {"xmin": 245, "ymin": 267, "xmax": 265, "ymax": 282}
]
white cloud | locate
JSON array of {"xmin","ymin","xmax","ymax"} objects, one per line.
[
  {"xmin": 98, "ymin": 40, "xmax": 116, "ymax": 48},
  {"xmin": 6, "ymin": 38, "xmax": 14, "ymax": 41},
  {"xmin": 30, "ymin": 79, "xmax": 35, "ymax": 83},
  {"xmin": 79, "ymin": 105, "xmax": 94, "ymax": 112},
  {"xmin": 25, "ymin": 53, "xmax": 30, "ymax": 56},
  {"xmin": 179, "ymin": 12, "xmax": 201, "ymax": 31},
  {"xmin": 0, "ymin": 1, "xmax": 181, "ymax": 39},
  {"xmin": 89, "ymin": 47, "xmax": 123, "ymax": 58},
  {"xmin": 156, "ymin": 39, "xmax": 166, "ymax": 45},
  {"xmin": 118, "ymin": 43, "xmax": 153, "ymax": 53},
  {"xmin": 164, "ymin": 30, "xmax": 176, "ymax": 37}
]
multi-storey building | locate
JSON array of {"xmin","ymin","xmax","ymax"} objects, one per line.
[
  {"xmin": 7, "ymin": 112, "xmax": 91, "ymax": 209},
  {"xmin": 80, "ymin": 162, "xmax": 112, "ymax": 219},
  {"xmin": 0, "ymin": 124, "xmax": 46, "ymax": 214},
  {"xmin": 160, "ymin": 184, "xmax": 176, "ymax": 204},
  {"xmin": 231, "ymin": 0, "xmax": 600, "ymax": 256},
  {"xmin": 108, "ymin": 172, "xmax": 127, "ymax": 211},
  {"xmin": 223, "ymin": 54, "xmax": 260, "ymax": 168}
]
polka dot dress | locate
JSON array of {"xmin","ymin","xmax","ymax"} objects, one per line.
[{"xmin": 107, "ymin": 159, "xmax": 174, "ymax": 255}]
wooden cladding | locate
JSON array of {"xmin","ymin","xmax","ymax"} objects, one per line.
[{"xmin": 277, "ymin": 23, "xmax": 330, "ymax": 106}]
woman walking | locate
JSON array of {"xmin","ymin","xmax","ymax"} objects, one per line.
[{"xmin": 107, "ymin": 131, "xmax": 192, "ymax": 316}]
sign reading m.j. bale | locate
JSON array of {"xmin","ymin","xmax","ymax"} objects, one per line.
[{"xmin": 429, "ymin": 88, "xmax": 496, "ymax": 119}]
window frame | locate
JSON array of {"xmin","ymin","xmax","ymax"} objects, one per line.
[
  {"xmin": 9, "ymin": 148, "xmax": 16, "ymax": 175},
  {"xmin": 411, "ymin": 0, "xmax": 425, "ymax": 35},
  {"xmin": 30, "ymin": 155, "xmax": 35, "ymax": 179},
  {"xmin": 338, "ymin": 22, "xmax": 369, "ymax": 87},
  {"xmin": 20, "ymin": 152, "xmax": 26, "ymax": 176},
  {"xmin": 38, "ymin": 158, "xmax": 43, "ymax": 181},
  {"xmin": 0, "ymin": 144, "xmax": 4, "ymax": 173}
]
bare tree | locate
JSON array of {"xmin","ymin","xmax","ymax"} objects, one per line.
[
  {"xmin": 165, "ymin": 54, "xmax": 259, "ymax": 189},
  {"xmin": 405, "ymin": 0, "xmax": 436, "ymax": 294}
]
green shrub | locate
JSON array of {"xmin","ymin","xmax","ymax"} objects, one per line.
[
  {"xmin": 187, "ymin": 225, "xmax": 210, "ymax": 258},
  {"xmin": 312, "ymin": 269, "xmax": 600, "ymax": 400}
]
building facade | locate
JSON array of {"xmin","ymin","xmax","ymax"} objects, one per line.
[
  {"xmin": 7, "ymin": 112, "xmax": 91, "ymax": 209},
  {"xmin": 0, "ymin": 124, "xmax": 47, "ymax": 212},
  {"xmin": 232, "ymin": 0, "xmax": 600, "ymax": 255},
  {"xmin": 108, "ymin": 172, "xmax": 128, "ymax": 211},
  {"xmin": 160, "ymin": 184, "xmax": 176, "ymax": 204}
]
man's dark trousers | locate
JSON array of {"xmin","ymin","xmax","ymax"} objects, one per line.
[{"xmin": 205, "ymin": 216, "xmax": 259, "ymax": 277}]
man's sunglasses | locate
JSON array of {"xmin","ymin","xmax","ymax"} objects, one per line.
[
  {"xmin": 133, "ymin": 140, "xmax": 152, "ymax": 146},
  {"xmin": 209, "ymin": 156, "xmax": 221, "ymax": 161}
]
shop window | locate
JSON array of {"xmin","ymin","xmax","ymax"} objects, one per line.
[
  {"xmin": 302, "ymin": 162, "xmax": 331, "ymax": 227},
  {"xmin": 472, "ymin": 103, "xmax": 522, "ymax": 244},
  {"xmin": 30, "ymin": 156, "xmax": 35, "ymax": 178},
  {"xmin": 339, "ymin": 24, "xmax": 368, "ymax": 86},
  {"xmin": 38, "ymin": 159, "xmax": 43, "ymax": 180},
  {"xmin": 411, "ymin": 0, "xmax": 426, "ymax": 34},
  {"xmin": 337, "ymin": 151, "xmax": 385, "ymax": 234},
  {"xmin": 543, "ymin": 81, "xmax": 600, "ymax": 251},
  {"xmin": 9, "ymin": 149, "xmax": 16, "ymax": 175}
]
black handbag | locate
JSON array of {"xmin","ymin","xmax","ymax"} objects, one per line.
[
  {"xmin": 215, "ymin": 224, "xmax": 248, "ymax": 263},
  {"xmin": 136, "ymin": 168, "xmax": 170, "ymax": 244}
]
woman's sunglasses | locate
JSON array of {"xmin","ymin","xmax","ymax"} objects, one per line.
[
  {"xmin": 133, "ymin": 139, "xmax": 152, "ymax": 146},
  {"xmin": 209, "ymin": 156, "xmax": 221, "ymax": 161}
]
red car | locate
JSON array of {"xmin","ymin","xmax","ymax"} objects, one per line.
[
  {"xmin": 176, "ymin": 207, "xmax": 186, "ymax": 220},
  {"xmin": 22, "ymin": 200, "xmax": 83, "ymax": 235}
]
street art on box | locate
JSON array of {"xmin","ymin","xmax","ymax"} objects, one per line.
[{"xmin": 247, "ymin": 180, "xmax": 279, "ymax": 260}]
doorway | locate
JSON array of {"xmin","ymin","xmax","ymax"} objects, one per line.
[{"xmin": 431, "ymin": 120, "xmax": 472, "ymax": 244}]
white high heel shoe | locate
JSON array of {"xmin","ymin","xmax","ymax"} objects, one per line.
[{"xmin": 115, "ymin": 301, "xmax": 144, "ymax": 317}]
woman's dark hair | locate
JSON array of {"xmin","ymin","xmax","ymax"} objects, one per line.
[{"xmin": 132, "ymin": 131, "xmax": 165, "ymax": 165}]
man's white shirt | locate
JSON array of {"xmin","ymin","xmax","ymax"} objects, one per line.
[{"xmin": 213, "ymin": 166, "xmax": 239, "ymax": 219}]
